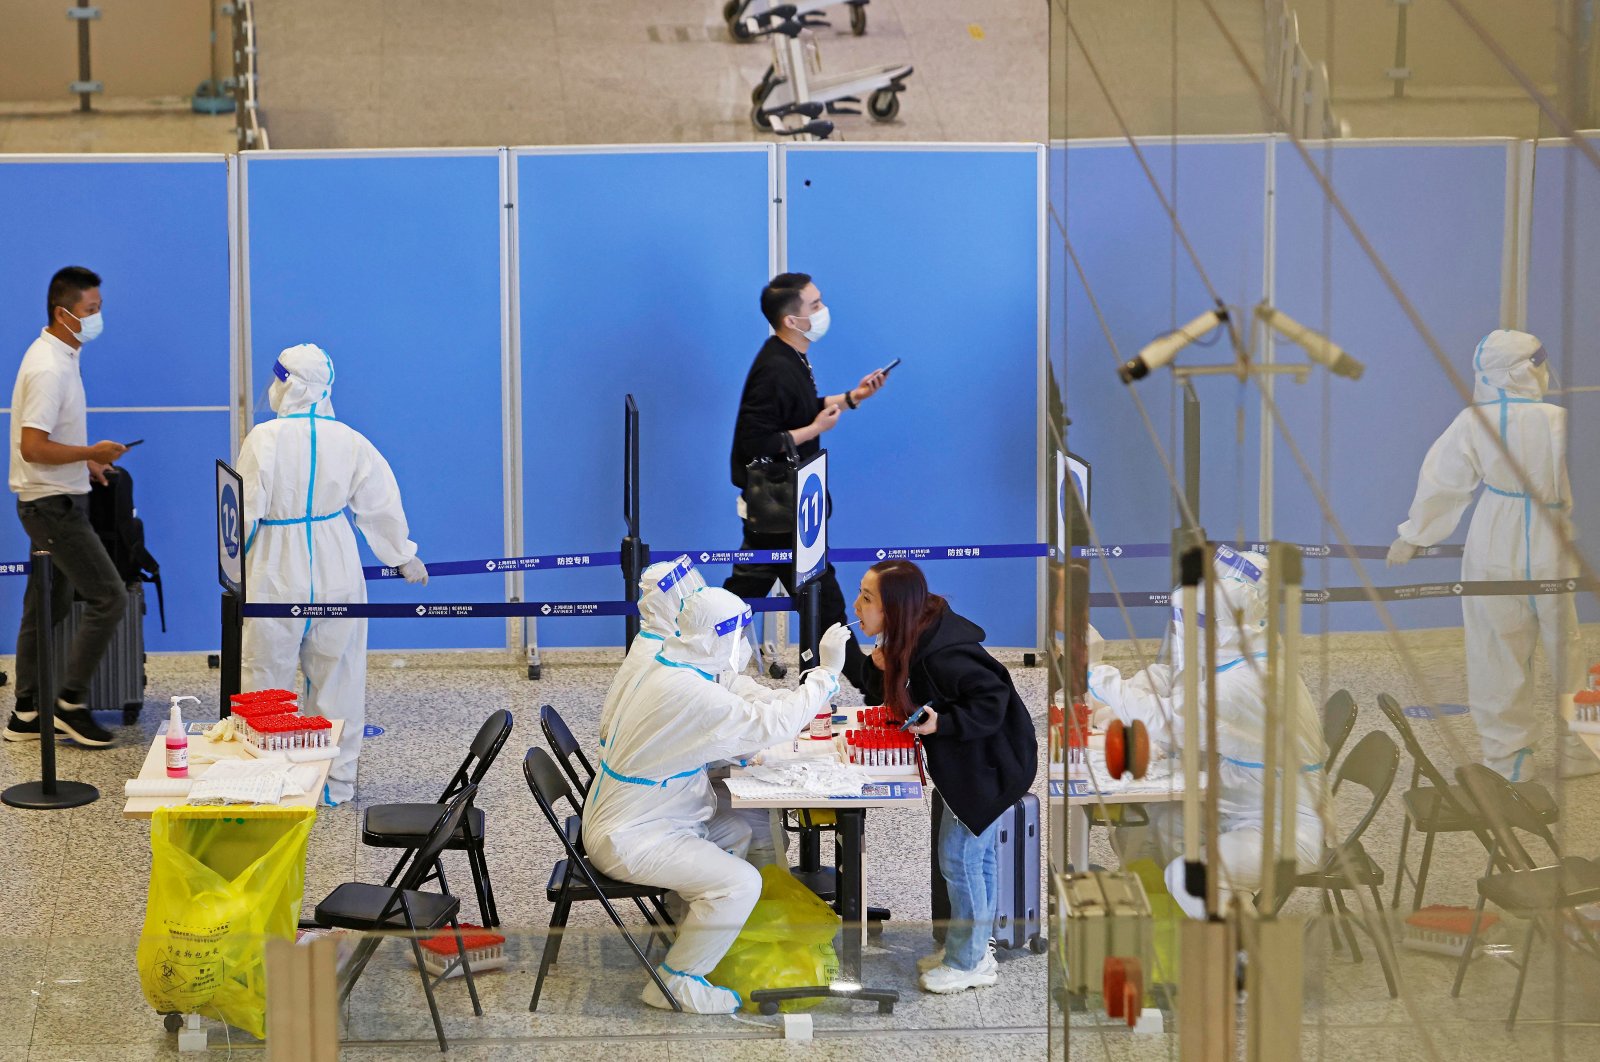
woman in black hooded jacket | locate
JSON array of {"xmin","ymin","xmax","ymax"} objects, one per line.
[{"xmin": 855, "ymin": 560, "xmax": 1037, "ymax": 994}]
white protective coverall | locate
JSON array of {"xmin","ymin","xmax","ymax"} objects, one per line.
[
  {"xmin": 583, "ymin": 588, "xmax": 846, "ymax": 1013},
  {"xmin": 1392, "ymin": 330, "xmax": 1583, "ymax": 781},
  {"xmin": 238, "ymin": 344, "xmax": 423, "ymax": 805},
  {"xmin": 598, "ymin": 555, "xmax": 707, "ymax": 749},
  {"xmin": 1088, "ymin": 548, "xmax": 1326, "ymax": 919}
]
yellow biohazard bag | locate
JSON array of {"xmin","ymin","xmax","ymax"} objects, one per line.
[
  {"xmin": 709, "ymin": 864, "xmax": 841, "ymax": 1012},
  {"xmin": 137, "ymin": 806, "xmax": 315, "ymax": 1038}
]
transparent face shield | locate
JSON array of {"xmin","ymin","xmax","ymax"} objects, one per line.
[
  {"xmin": 715, "ymin": 607, "xmax": 755, "ymax": 673},
  {"xmin": 253, "ymin": 360, "xmax": 292, "ymax": 417}
]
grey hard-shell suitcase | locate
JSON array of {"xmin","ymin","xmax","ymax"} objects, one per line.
[
  {"xmin": 931, "ymin": 790, "xmax": 1048, "ymax": 956},
  {"xmin": 53, "ymin": 581, "xmax": 147, "ymax": 724}
]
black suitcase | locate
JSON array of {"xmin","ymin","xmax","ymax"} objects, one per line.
[
  {"xmin": 53, "ymin": 581, "xmax": 148, "ymax": 724},
  {"xmin": 932, "ymin": 790, "xmax": 1048, "ymax": 956}
]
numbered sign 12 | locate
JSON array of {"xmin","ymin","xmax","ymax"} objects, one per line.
[{"xmin": 216, "ymin": 459, "xmax": 244, "ymax": 595}]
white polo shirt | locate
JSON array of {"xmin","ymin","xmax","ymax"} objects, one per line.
[{"xmin": 9, "ymin": 329, "xmax": 90, "ymax": 501}]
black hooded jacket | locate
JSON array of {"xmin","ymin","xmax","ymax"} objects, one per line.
[{"xmin": 862, "ymin": 607, "xmax": 1038, "ymax": 834}]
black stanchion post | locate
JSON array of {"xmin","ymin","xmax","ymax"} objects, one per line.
[
  {"xmin": 2, "ymin": 551, "xmax": 99, "ymax": 810},
  {"xmin": 621, "ymin": 395, "xmax": 648, "ymax": 648},
  {"xmin": 220, "ymin": 589, "xmax": 242, "ymax": 718},
  {"xmin": 797, "ymin": 579, "xmax": 821, "ymax": 675}
]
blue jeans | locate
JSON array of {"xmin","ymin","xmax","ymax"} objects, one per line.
[{"xmin": 937, "ymin": 808, "xmax": 1000, "ymax": 972}]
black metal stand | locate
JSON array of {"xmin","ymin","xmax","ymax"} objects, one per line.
[
  {"xmin": 3, "ymin": 551, "xmax": 98, "ymax": 810},
  {"xmin": 796, "ymin": 579, "xmax": 821, "ymax": 673},
  {"xmin": 752, "ymin": 809, "xmax": 898, "ymax": 1014},
  {"xmin": 621, "ymin": 394, "xmax": 647, "ymax": 648},
  {"xmin": 219, "ymin": 588, "xmax": 242, "ymax": 718},
  {"xmin": 621, "ymin": 535, "xmax": 649, "ymax": 649}
]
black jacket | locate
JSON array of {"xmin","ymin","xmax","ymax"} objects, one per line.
[
  {"xmin": 730, "ymin": 336, "xmax": 824, "ymax": 489},
  {"xmin": 863, "ymin": 608, "xmax": 1038, "ymax": 834}
]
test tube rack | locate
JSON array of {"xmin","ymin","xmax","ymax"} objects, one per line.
[{"xmin": 415, "ymin": 925, "xmax": 508, "ymax": 979}]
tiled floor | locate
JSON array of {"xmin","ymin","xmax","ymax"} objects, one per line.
[
  {"xmin": 2, "ymin": 622, "xmax": 1599, "ymax": 1058},
  {"xmin": 0, "ymin": 0, "xmax": 1557, "ymax": 156}
]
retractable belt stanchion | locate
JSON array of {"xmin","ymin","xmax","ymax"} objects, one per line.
[
  {"xmin": 2, "ymin": 550, "xmax": 99, "ymax": 810},
  {"xmin": 621, "ymin": 395, "xmax": 649, "ymax": 650},
  {"xmin": 216, "ymin": 461, "xmax": 246, "ymax": 717}
]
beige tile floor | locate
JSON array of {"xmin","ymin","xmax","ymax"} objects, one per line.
[
  {"xmin": 0, "ymin": 0, "xmax": 1561, "ymax": 156},
  {"xmin": 1, "ymin": 622, "xmax": 1598, "ymax": 1058}
]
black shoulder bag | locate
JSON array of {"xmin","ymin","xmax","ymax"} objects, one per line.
[{"xmin": 740, "ymin": 435, "xmax": 799, "ymax": 535}]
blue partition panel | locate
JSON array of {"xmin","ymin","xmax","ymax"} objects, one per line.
[
  {"xmin": 245, "ymin": 153, "xmax": 505, "ymax": 649},
  {"xmin": 1062, "ymin": 141, "xmax": 1268, "ymax": 640},
  {"xmin": 1273, "ymin": 142, "xmax": 1511, "ymax": 633},
  {"xmin": 516, "ymin": 148, "xmax": 773, "ymax": 647},
  {"xmin": 0, "ymin": 158, "xmax": 231, "ymax": 653},
  {"xmin": 1525, "ymin": 139, "xmax": 1600, "ymax": 623},
  {"xmin": 784, "ymin": 147, "xmax": 1039, "ymax": 647}
]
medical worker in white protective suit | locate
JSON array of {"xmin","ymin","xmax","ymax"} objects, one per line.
[
  {"xmin": 1087, "ymin": 547, "xmax": 1326, "ymax": 919},
  {"xmin": 599, "ymin": 555, "xmax": 707, "ymax": 749},
  {"xmin": 1389, "ymin": 329, "xmax": 1590, "ymax": 781},
  {"xmin": 601, "ymin": 560, "xmax": 793, "ymax": 867},
  {"xmin": 584, "ymin": 588, "xmax": 849, "ymax": 1013},
  {"xmin": 239, "ymin": 344, "xmax": 428, "ymax": 805}
]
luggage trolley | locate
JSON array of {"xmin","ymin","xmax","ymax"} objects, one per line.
[
  {"xmin": 744, "ymin": 9, "xmax": 837, "ymax": 140},
  {"xmin": 724, "ymin": 0, "xmax": 869, "ymax": 42},
  {"xmin": 747, "ymin": 5, "xmax": 912, "ymax": 132}
]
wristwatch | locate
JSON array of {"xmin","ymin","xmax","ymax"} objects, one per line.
[{"xmin": 845, "ymin": 391, "xmax": 859, "ymax": 410}]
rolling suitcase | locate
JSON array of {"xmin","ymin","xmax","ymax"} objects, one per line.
[
  {"xmin": 932, "ymin": 790, "xmax": 1048, "ymax": 956},
  {"xmin": 53, "ymin": 581, "xmax": 148, "ymax": 724}
]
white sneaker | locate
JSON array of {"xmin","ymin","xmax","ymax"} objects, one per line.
[
  {"xmin": 640, "ymin": 965, "xmax": 742, "ymax": 1014},
  {"xmin": 918, "ymin": 940, "xmax": 995, "ymax": 973},
  {"xmin": 919, "ymin": 953, "xmax": 999, "ymax": 994}
]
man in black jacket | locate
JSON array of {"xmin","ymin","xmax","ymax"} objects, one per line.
[{"xmin": 724, "ymin": 272, "xmax": 889, "ymax": 691}]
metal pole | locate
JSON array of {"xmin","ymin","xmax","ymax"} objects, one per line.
[
  {"xmin": 1392, "ymin": 2, "xmax": 1410, "ymax": 99},
  {"xmin": 220, "ymin": 589, "xmax": 242, "ymax": 717},
  {"xmin": 1183, "ymin": 381, "xmax": 1201, "ymax": 528},
  {"xmin": 75, "ymin": 0, "xmax": 94, "ymax": 112},
  {"xmin": 2, "ymin": 552, "xmax": 99, "ymax": 810},
  {"xmin": 622, "ymin": 396, "xmax": 646, "ymax": 648}
]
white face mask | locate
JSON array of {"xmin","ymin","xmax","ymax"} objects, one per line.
[
  {"xmin": 64, "ymin": 308, "xmax": 104, "ymax": 343},
  {"xmin": 795, "ymin": 305, "xmax": 830, "ymax": 342}
]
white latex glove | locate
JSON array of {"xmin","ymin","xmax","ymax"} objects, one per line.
[
  {"xmin": 1386, "ymin": 538, "xmax": 1417, "ymax": 568},
  {"xmin": 399, "ymin": 557, "xmax": 430, "ymax": 585},
  {"xmin": 818, "ymin": 622, "xmax": 850, "ymax": 676}
]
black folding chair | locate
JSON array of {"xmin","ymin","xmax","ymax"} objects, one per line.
[
  {"xmin": 522, "ymin": 747, "xmax": 680, "ymax": 1013},
  {"xmin": 1322, "ymin": 689, "xmax": 1358, "ymax": 772},
  {"xmin": 1376, "ymin": 693, "xmax": 1558, "ymax": 910},
  {"xmin": 1289, "ymin": 730, "xmax": 1402, "ymax": 997},
  {"xmin": 362, "ymin": 709, "xmax": 513, "ymax": 928},
  {"xmin": 540, "ymin": 703, "xmax": 596, "ymax": 799},
  {"xmin": 315, "ymin": 786, "xmax": 484, "ymax": 1052},
  {"xmin": 1451, "ymin": 764, "xmax": 1600, "ymax": 1029}
]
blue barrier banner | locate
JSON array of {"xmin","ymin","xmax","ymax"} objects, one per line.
[
  {"xmin": 244, "ymin": 600, "xmax": 636, "ymax": 619},
  {"xmin": 243, "ymin": 595, "xmax": 801, "ymax": 619},
  {"xmin": 364, "ymin": 550, "xmax": 623, "ymax": 580},
  {"xmin": 0, "ymin": 562, "xmax": 33, "ymax": 576},
  {"xmin": 832, "ymin": 543, "xmax": 1053, "ymax": 563},
  {"xmin": 362, "ymin": 541, "xmax": 1055, "ymax": 581},
  {"xmin": 1072, "ymin": 542, "xmax": 1465, "ymax": 561},
  {"xmin": 1088, "ymin": 576, "xmax": 1597, "ymax": 609}
]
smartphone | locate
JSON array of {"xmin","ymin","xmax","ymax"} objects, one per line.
[
  {"xmin": 879, "ymin": 357, "xmax": 903, "ymax": 375},
  {"xmin": 121, "ymin": 439, "xmax": 144, "ymax": 449},
  {"xmin": 899, "ymin": 703, "xmax": 930, "ymax": 731}
]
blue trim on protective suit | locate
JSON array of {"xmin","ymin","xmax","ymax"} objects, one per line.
[
  {"xmin": 654, "ymin": 651, "xmax": 714, "ymax": 682},
  {"xmin": 599, "ymin": 759, "xmax": 703, "ymax": 788},
  {"xmin": 1220, "ymin": 755, "xmax": 1325, "ymax": 772},
  {"xmin": 659, "ymin": 963, "xmax": 742, "ymax": 1008}
]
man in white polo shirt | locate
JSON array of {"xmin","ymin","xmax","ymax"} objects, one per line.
[{"xmin": 4, "ymin": 266, "xmax": 129, "ymax": 747}]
